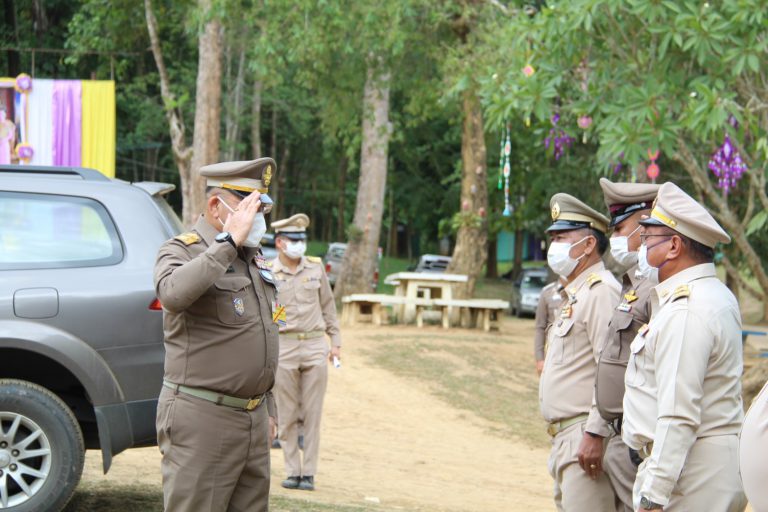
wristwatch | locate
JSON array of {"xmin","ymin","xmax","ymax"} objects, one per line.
[
  {"xmin": 640, "ymin": 496, "xmax": 663, "ymax": 510},
  {"xmin": 215, "ymin": 231, "xmax": 237, "ymax": 249}
]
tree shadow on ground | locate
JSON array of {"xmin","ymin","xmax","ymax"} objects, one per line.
[{"xmin": 64, "ymin": 484, "xmax": 162, "ymax": 511}]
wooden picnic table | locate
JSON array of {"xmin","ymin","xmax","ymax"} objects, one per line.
[{"xmin": 383, "ymin": 271, "xmax": 468, "ymax": 323}]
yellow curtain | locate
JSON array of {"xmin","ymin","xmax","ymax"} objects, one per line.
[{"xmin": 81, "ymin": 81, "xmax": 116, "ymax": 178}]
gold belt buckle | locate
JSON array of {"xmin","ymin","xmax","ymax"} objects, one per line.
[
  {"xmin": 246, "ymin": 397, "xmax": 261, "ymax": 410},
  {"xmin": 547, "ymin": 422, "xmax": 559, "ymax": 437}
]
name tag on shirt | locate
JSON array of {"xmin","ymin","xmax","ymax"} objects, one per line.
[{"xmin": 272, "ymin": 301, "xmax": 287, "ymax": 326}]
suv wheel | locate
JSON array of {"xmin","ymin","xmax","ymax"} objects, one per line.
[{"xmin": 0, "ymin": 380, "xmax": 84, "ymax": 511}]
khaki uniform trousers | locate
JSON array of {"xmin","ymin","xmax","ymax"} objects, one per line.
[
  {"xmin": 633, "ymin": 435, "xmax": 746, "ymax": 511},
  {"xmin": 602, "ymin": 433, "xmax": 636, "ymax": 512},
  {"xmin": 547, "ymin": 421, "xmax": 615, "ymax": 512},
  {"xmin": 275, "ymin": 335, "xmax": 329, "ymax": 477},
  {"xmin": 156, "ymin": 385, "xmax": 271, "ymax": 512}
]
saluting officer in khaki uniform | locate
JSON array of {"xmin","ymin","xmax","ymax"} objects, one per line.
[
  {"xmin": 534, "ymin": 278, "xmax": 564, "ymax": 375},
  {"xmin": 595, "ymin": 179, "xmax": 660, "ymax": 512},
  {"xmin": 622, "ymin": 182, "xmax": 747, "ymax": 511},
  {"xmin": 271, "ymin": 214, "xmax": 341, "ymax": 492},
  {"xmin": 740, "ymin": 380, "xmax": 768, "ymax": 512},
  {"xmin": 154, "ymin": 158, "xmax": 279, "ymax": 512},
  {"xmin": 539, "ymin": 193, "xmax": 621, "ymax": 512}
]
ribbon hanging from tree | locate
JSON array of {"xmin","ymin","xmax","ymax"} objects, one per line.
[{"xmin": 498, "ymin": 123, "xmax": 512, "ymax": 217}]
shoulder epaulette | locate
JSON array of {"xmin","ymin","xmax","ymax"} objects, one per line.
[
  {"xmin": 587, "ymin": 273, "xmax": 603, "ymax": 288},
  {"xmin": 306, "ymin": 256, "xmax": 322, "ymax": 264},
  {"xmin": 671, "ymin": 284, "xmax": 690, "ymax": 301},
  {"xmin": 174, "ymin": 232, "xmax": 201, "ymax": 245}
]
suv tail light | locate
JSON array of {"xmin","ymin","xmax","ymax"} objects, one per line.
[
  {"xmin": 325, "ymin": 263, "xmax": 331, "ymax": 273},
  {"xmin": 149, "ymin": 298, "xmax": 163, "ymax": 311}
]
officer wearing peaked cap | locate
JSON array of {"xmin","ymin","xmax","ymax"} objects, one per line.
[
  {"xmin": 153, "ymin": 158, "xmax": 279, "ymax": 511},
  {"xmin": 740, "ymin": 379, "xmax": 768, "ymax": 512},
  {"xmin": 539, "ymin": 193, "xmax": 621, "ymax": 511},
  {"xmin": 595, "ymin": 178, "xmax": 660, "ymax": 512},
  {"xmin": 270, "ymin": 214, "xmax": 341, "ymax": 492},
  {"xmin": 622, "ymin": 182, "xmax": 747, "ymax": 511}
]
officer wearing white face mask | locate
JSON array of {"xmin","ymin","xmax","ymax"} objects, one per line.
[
  {"xmin": 153, "ymin": 158, "xmax": 279, "ymax": 511},
  {"xmin": 270, "ymin": 213, "xmax": 341, "ymax": 492},
  {"xmin": 594, "ymin": 178, "xmax": 660, "ymax": 512},
  {"xmin": 622, "ymin": 182, "xmax": 745, "ymax": 512},
  {"xmin": 539, "ymin": 193, "xmax": 621, "ymax": 512}
]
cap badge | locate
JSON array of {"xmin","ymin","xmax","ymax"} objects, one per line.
[
  {"xmin": 551, "ymin": 202, "xmax": 561, "ymax": 221},
  {"xmin": 263, "ymin": 165, "xmax": 272, "ymax": 186}
]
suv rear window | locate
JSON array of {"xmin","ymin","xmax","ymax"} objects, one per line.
[{"xmin": 0, "ymin": 191, "xmax": 123, "ymax": 270}]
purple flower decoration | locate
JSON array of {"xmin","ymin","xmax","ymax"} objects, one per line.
[
  {"xmin": 708, "ymin": 134, "xmax": 747, "ymax": 194},
  {"xmin": 543, "ymin": 114, "xmax": 574, "ymax": 160},
  {"xmin": 14, "ymin": 73, "xmax": 32, "ymax": 93},
  {"xmin": 16, "ymin": 143, "xmax": 34, "ymax": 160},
  {"xmin": 612, "ymin": 152, "xmax": 625, "ymax": 175}
]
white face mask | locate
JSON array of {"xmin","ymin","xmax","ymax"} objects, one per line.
[
  {"xmin": 636, "ymin": 244, "xmax": 659, "ymax": 285},
  {"xmin": 610, "ymin": 225, "xmax": 641, "ymax": 272},
  {"xmin": 547, "ymin": 237, "xmax": 588, "ymax": 279},
  {"xmin": 283, "ymin": 240, "xmax": 306, "ymax": 260},
  {"xmin": 217, "ymin": 197, "xmax": 267, "ymax": 247}
]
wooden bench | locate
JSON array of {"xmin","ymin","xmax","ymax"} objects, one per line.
[
  {"xmin": 341, "ymin": 294, "xmax": 434, "ymax": 327},
  {"xmin": 432, "ymin": 299, "xmax": 510, "ymax": 331}
]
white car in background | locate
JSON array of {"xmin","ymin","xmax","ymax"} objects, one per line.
[{"xmin": 323, "ymin": 242, "xmax": 379, "ymax": 290}]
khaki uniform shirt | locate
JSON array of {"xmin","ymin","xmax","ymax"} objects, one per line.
[
  {"xmin": 539, "ymin": 261, "xmax": 621, "ymax": 436},
  {"xmin": 623, "ymin": 263, "xmax": 743, "ymax": 505},
  {"xmin": 595, "ymin": 265, "xmax": 653, "ymax": 420},
  {"xmin": 740, "ymin": 380, "xmax": 768, "ymax": 511},
  {"xmin": 154, "ymin": 216, "xmax": 279, "ymax": 416},
  {"xmin": 534, "ymin": 281, "xmax": 563, "ymax": 361},
  {"xmin": 271, "ymin": 256, "xmax": 341, "ymax": 347}
]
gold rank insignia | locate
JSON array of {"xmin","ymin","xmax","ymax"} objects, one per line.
[
  {"xmin": 306, "ymin": 256, "xmax": 322, "ymax": 264},
  {"xmin": 551, "ymin": 202, "xmax": 561, "ymax": 220},
  {"xmin": 672, "ymin": 284, "xmax": 690, "ymax": 301},
  {"xmin": 174, "ymin": 232, "xmax": 201, "ymax": 245},
  {"xmin": 586, "ymin": 273, "xmax": 602, "ymax": 288},
  {"xmin": 263, "ymin": 165, "xmax": 272, "ymax": 186},
  {"xmin": 624, "ymin": 290, "xmax": 638, "ymax": 303}
]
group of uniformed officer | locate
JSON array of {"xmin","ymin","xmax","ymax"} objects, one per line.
[
  {"xmin": 150, "ymin": 154, "xmax": 768, "ymax": 511},
  {"xmin": 153, "ymin": 159, "xmax": 340, "ymax": 511},
  {"xmin": 537, "ymin": 179, "xmax": 768, "ymax": 511}
]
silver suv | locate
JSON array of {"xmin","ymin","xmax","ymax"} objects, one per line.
[{"xmin": 0, "ymin": 166, "xmax": 181, "ymax": 511}]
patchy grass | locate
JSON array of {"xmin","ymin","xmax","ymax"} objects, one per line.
[
  {"xmin": 361, "ymin": 328, "xmax": 548, "ymax": 447},
  {"xmin": 65, "ymin": 483, "xmax": 375, "ymax": 512}
]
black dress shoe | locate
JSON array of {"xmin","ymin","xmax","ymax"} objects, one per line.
[
  {"xmin": 298, "ymin": 475, "xmax": 314, "ymax": 491},
  {"xmin": 281, "ymin": 476, "xmax": 301, "ymax": 489}
]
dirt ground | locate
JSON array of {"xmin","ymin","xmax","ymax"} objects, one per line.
[{"xmin": 79, "ymin": 316, "xmax": 555, "ymax": 511}]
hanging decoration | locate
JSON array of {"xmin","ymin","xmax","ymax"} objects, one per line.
[
  {"xmin": 544, "ymin": 114, "xmax": 574, "ymax": 160},
  {"xmin": 577, "ymin": 115, "xmax": 592, "ymax": 143},
  {"xmin": 708, "ymin": 134, "xmax": 747, "ymax": 195},
  {"xmin": 498, "ymin": 123, "xmax": 512, "ymax": 217},
  {"xmin": 646, "ymin": 149, "xmax": 660, "ymax": 182}
]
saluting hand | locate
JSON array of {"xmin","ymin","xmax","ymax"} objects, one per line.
[{"xmin": 223, "ymin": 191, "xmax": 261, "ymax": 247}]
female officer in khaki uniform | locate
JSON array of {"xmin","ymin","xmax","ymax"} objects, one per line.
[{"xmin": 271, "ymin": 213, "xmax": 341, "ymax": 492}]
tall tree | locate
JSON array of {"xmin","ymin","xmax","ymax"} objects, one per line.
[
  {"xmin": 145, "ymin": 0, "xmax": 222, "ymax": 226},
  {"xmin": 335, "ymin": 60, "xmax": 392, "ymax": 297}
]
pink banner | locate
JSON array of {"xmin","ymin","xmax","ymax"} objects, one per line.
[{"xmin": 52, "ymin": 80, "xmax": 82, "ymax": 166}]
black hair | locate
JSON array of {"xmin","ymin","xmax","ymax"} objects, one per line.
[
  {"xmin": 680, "ymin": 234, "xmax": 715, "ymax": 263},
  {"xmin": 577, "ymin": 227, "xmax": 608, "ymax": 255}
]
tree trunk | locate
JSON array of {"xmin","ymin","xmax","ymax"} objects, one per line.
[
  {"xmin": 251, "ymin": 80, "xmax": 262, "ymax": 159},
  {"xmin": 513, "ymin": 228, "xmax": 524, "ymax": 279},
  {"xmin": 337, "ymin": 154, "xmax": 348, "ymax": 240},
  {"xmin": 188, "ymin": 0, "xmax": 223, "ymax": 225},
  {"xmin": 486, "ymin": 237, "xmax": 498, "ymax": 278},
  {"xmin": 4, "ymin": 0, "xmax": 20, "ymax": 77},
  {"xmin": 446, "ymin": 88, "xmax": 488, "ymax": 298},
  {"xmin": 145, "ymin": 0, "xmax": 193, "ymax": 223},
  {"xmin": 224, "ymin": 42, "xmax": 246, "ymax": 161},
  {"xmin": 334, "ymin": 61, "xmax": 391, "ymax": 299}
]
